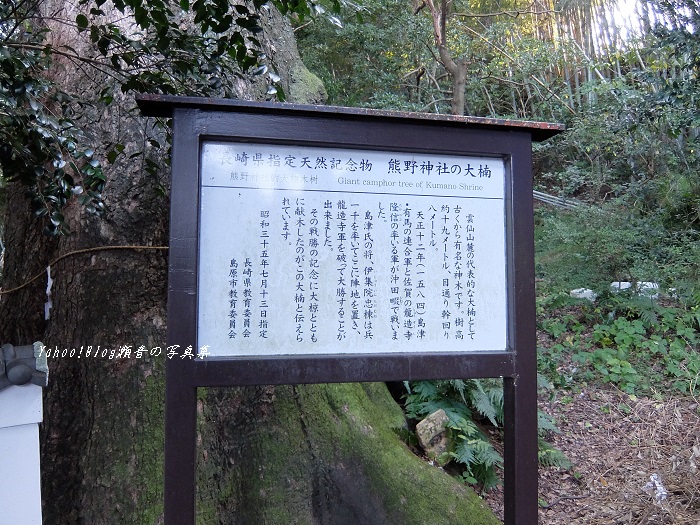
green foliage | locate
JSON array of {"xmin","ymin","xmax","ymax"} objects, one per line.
[
  {"xmin": 298, "ymin": 0, "xmax": 598, "ymax": 119},
  {"xmin": 536, "ymin": 204, "xmax": 700, "ymax": 296},
  {"xmin": 585, "ymin": 300, "xmax": 699, "ymax": 394},
  {"xmin": 1, "ymin": 0, "xmax": 340, "ymax": 234},
  {"xmin": 404, "ymin": 379, "xmax": 503, "ymax": 491},
  {"xmin": 296, "ymin": 0, "xmax": 426, "ymax": 110},
  {"xmin": 577, "ymin": 346, "xmax": 641, "ymax": 393},
  {"xmin": 537, "ymin": 289, "xmax": 700, "ymax": 395},
  {"xmin": 538, "ymin": 439, "xmax": 572, "ymax": 469},
  {"xmin": 0, "ymin": 1, "xmax": 244, "ymax": 233},
  {"xmin": 0, "ymin": 5, "xmax": 106, "ymax": 234},
  {"xmin": 0, "ymin": 171, "xmax": 4, "ymax": 277},
  {"xmin": 404, "ymin": 378, "xmax": 570, "ymax": 491},
  {"xmin": 535, "ymin": 10, "xmax": 700, "ymax": 232},
  {"xmin": 537, "ymin": 206, "xmax": 638, "ymax": 290},
  {"xmin": 74, "ymin": 0, "xmax": 270, "ymax": 95}
]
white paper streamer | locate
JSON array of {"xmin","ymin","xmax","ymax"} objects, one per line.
[
  {"xmin": 643, "ymin": 473, "xmax": 668, "ymax": 503},
  {"xmin": 44, "ymin": 265, "xmax": 53, "ymax": 320}
]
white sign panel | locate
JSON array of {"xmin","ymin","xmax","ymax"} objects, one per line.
[{"xmin": 198, "ymin": 141, "xmax": 507, "ymax": 357}]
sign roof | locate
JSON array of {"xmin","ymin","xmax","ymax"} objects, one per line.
[{"xmin": 136, "ymin": 94, "xmax": 565, "ymax": 142}]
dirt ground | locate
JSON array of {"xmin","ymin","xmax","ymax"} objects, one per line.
[{"xmin": 482, "ymin": 386, "xmax": 700, "ymax": 524}]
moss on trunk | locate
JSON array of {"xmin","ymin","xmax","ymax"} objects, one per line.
[{"xmin": 197, "ymin": 383, "xmax": 500, "ymax": 525}]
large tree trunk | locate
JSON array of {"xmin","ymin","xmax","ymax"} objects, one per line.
[
  {"xmin": 197, "ymin": 383, "xmax": 498, "ymax": 524},
  {"xmin": 0, "ymin": 4, "xmax": 499, "ymax": 524}
]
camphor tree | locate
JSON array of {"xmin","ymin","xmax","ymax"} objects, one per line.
[{"xmin": 0, "ymin": 1, "xmax": 500, "ymax": 523}]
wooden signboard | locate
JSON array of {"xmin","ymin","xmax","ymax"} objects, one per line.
[{"xmin": 137, "ymin": 94, "xmax": 563, "ymax": 525}]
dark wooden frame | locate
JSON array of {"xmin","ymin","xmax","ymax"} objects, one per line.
[{"xmin": 137, "ymin": 94, "xmax": 563, "ymax": 525}]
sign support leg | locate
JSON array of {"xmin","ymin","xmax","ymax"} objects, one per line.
[
  {"xmin": 164, "ymin": 367, "xmax": 197, "ymax": 525},
  {"xmin": 503, "ymin": 374, "xmax": 538, "ymax": 524}
]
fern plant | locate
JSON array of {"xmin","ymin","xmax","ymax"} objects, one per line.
[
  {"xmin": 404, "ymin": 379, "xmax": 502, "ymax": 490},
  {"xmin": 403, "ymin": 378, "xmax": 570, "ymax": 491}
]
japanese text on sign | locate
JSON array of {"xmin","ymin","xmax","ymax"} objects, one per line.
[{"xmin": 198, "ymin": 142, "xmax": 507, "ymax": 357}]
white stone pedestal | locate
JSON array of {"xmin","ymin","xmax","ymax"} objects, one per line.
[{"xmin": 0, "ymin": 384, "xmax": 43, "ymax": 524}]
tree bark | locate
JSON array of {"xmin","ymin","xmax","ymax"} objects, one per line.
[
  {"xmin": 197, "ymin": 383, "xmax": 499, "ymax": 524},
  {"xmin": 0, "ymin": 4, "xmax": 498, "ymax": 524},
  {"xmin": 440, "ymin": 48, "xmax": 469, "ymax": 116},
  {"xmin": 422, "ymin": 0, "xmax": 470, "ymax": 116}
]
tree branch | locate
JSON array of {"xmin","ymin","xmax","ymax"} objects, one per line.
[
  {"xmin": 4, "ymin": 42, "xmax": 114, "ymax": 70},
  {"xmin": 420, "ymin": 98, "xmax": 452, "ymax": 111},
  {"xmin": 1, "ymin": 0, "xmax": 41, "ymax": 42},
  {"xmin": 421, "ymin": 0, "xmax": 444, "ymax": 46},
  {"xmin": 452, "ymin": 9, "xmax": 560, "ymax": 19},
  {"xmin": 460, "ymin": 25, "xmax": 576, "ymax": 115}
]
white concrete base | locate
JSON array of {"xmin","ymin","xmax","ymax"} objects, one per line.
[{"xmin": 0, "ymin": 385, "xmax": 43, "ymax": 525}]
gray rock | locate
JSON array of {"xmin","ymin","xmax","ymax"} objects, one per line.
[
  {"xmin": 570, "ymin": 288, "xmax": 597, "ymax": 302},
  {"xmin": 610, "ymin": 281, "xmax": 660, "ymax": 299},
  {"xmin": 415, "ymin": 409, "xmax": 451, "ymax": 465},
  {"xmin": 610, "ymin": 281, "xmax": 633, "ymax": 292},
  {"xmin": 637, "ymin": 282, "xmax": 660, "ymax": 299}
]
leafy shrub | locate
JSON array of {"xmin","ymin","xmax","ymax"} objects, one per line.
[
  {"xmin": 536, "ymin": 202, "xmax": 700, "ymax": 302},
  {"xmin": 403, "ymin": 378, "xmax": 569, "ymax": 491},
  {"xmin": 538, "ymin": 292, "xmax": 700, "ymax": 395}
]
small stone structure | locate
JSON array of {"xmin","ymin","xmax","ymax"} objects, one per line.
[{"xmin": 415, "ymin": 409, "xmax": 451, "ymax": 465}]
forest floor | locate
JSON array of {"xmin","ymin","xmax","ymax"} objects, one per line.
[{"xmin": 481, "ymin": 385, "xmax": 700, "ymax": 524}]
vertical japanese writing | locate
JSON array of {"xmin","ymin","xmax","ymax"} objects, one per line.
[
  {"xmin": 295, "ymin": 199, "xmax": 306, "ymax": 342},
  {"xmin": 201, "ymin": 143, "xmax": 507, "ymax": 356},
  {"xmin": 350, "ymin": 206, "xmax": 361, "ymax": 335},
  {"xmin": 428, "ymin": 205, "xmax": 437, "ymax": 249},
  {"xmin": 403, "ymin": 204, "xmax": 414, "ymax": 341},
  {"xmin": 427, "ymin": 202, "xmax": 438, "ymax": 340},
  {"xmin": 259, "ymin": 212, "xmax": 270, "ymax": 339},
  {"xmin": 415, "ymin": 209, "xmax": 427, "ymax": 339},
  {"xmin": 389, "ymin": 203, "xmax": 400, "ymax": 340},
  {"xmin": 220, "ymin": 201, "xmax": 484, "ymax": 346},
  {"xmin": 309, "ymin": 208, "xmax": 320, "ymax": 343},
  {"xmin": 453, "ymin": 206, "xmax": 464, "ymax": 340},
  {"xmin": 440, "ymin": 206, "xmax": 451, "ymax": 339},
  {"xmin": 242, "ymin": 257, "xmax": 253, "ymax": 338},
  {"xmin": 324, "ymin": 200, "xmax": 333, "ymax": 248},
  {"xmin": 466, "ymin": 213, "xmax": 477, "ymax": 339},
  {"xmin": 336, "ymin": 200, "xmax": 347, "ymax": 340},
  {"xmin": 228, "ymin": 258, "xmax": 238, "ymax": 339},
  {"xmin": 213, "ymin": 202, "xmax": 494, "ymax": 351},
  {"xmin": 363, "ymin": 209, "xmax": 376, "ymax": 339},
  {"xmin": 282, "ymin": 198, "xmax": 291, "ymax": 242}
]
